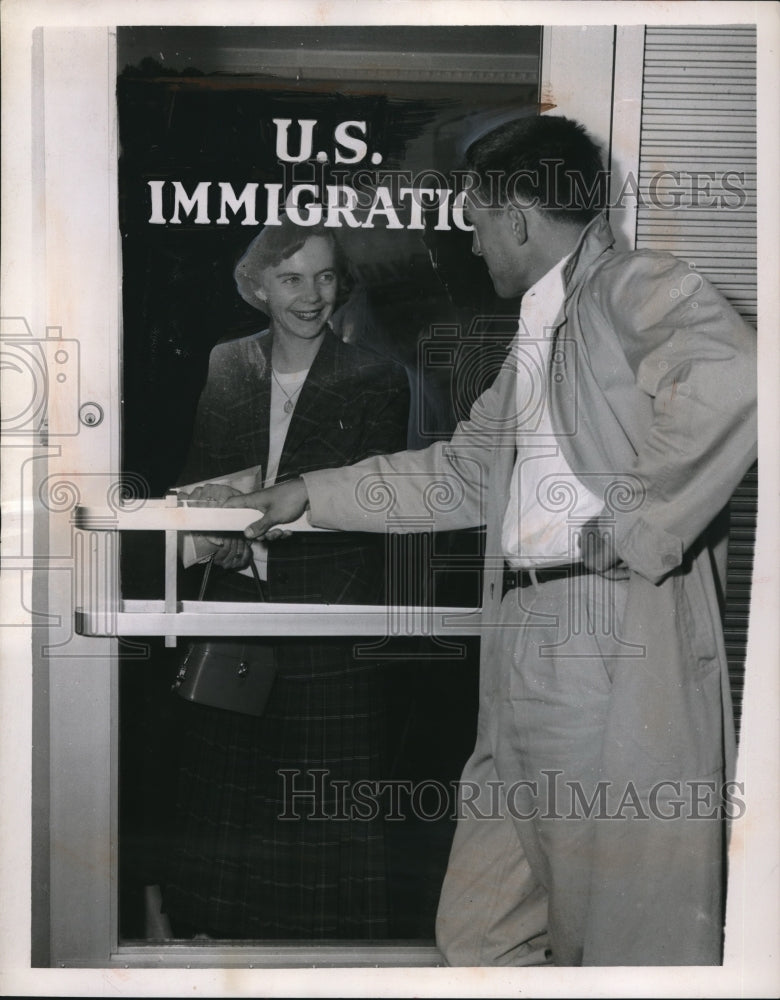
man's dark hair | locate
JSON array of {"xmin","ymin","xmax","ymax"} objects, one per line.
[{"xmin": 465, "ymin": 115, "xmax": 607, "ymax": 224}]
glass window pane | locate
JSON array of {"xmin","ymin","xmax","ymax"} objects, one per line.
[{"xmin": 116, "ymin": 24, "xmax": 540, "ymax": 947}]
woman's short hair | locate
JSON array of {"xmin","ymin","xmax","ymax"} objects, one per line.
[{"xmin": 234, "ymin": 214, "xmax": 349, "ymax": 310}]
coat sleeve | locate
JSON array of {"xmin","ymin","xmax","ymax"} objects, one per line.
[
  {"xmin": 303, "ymin": 355, "xmax": 517, "ymax": 534},
  {"xmin": 585, "ymin": 252, "xmax": 757, "ymax": 582}
]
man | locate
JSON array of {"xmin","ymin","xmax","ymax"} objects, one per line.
[{"xmin": 211, "ymin": 116, "xmax": 757, "ymax": 965}]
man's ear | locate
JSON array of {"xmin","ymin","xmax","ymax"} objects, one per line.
[{"xmin": 505, "ymin": 203, "xmax": 528, "ymax": 246}]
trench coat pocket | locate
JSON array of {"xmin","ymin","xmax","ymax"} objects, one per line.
[
  {"xmin": 602, "ymin": 572, "xmax": 724, "ymax": 781},
  {"xmin": 675, "ymin": 572, "xmax": 720, "ymax": 679}
]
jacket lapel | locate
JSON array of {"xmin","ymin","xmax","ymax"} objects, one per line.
[
  {"xmin": 244, "ymin": 331, "xmax": 273, "ymax": 482},
  {"xmin": 275, "ymin": 330, "xmax": 340, "ymax": 481}
]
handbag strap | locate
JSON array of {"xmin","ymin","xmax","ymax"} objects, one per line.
[{"xmin": 197, "ymin": 550, "xmax": 266, "ymax": 601}]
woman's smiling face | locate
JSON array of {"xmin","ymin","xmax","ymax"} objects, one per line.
[{"xmin": 255, "ymin": 234, "xmax": 339, "ymax": 343}]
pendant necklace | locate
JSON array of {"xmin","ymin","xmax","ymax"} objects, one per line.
[{"xmin": 272, "ymin": 368, "xmax": 304, "ymax": 414}]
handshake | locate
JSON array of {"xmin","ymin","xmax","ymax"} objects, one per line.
[
  {"xmin": 180, "ymin": 477, "xmax": 312, "ymax": 570},
  {"xmin": 180, "ymin": 472, "xmax": 624, "ymax": 578}
]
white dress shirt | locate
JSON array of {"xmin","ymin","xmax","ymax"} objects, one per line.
[{"xmin": 501, "ymin": 256, "xmax": 603, "ymax": 569}]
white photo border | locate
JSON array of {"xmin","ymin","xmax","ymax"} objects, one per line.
[{"xmin": 1, "ymin": 1, "xmax": 778, "ymax": 997}]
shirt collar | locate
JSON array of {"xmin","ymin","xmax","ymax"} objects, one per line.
[
  {"xmin": 523, "ymin": 212, "xmax": 615, "ymax": 306},
  {"xmin": 519, "ymin": 213, "xmax": 616, "ymax": 334},
  {"xmin": 518, "ymin": 253, "xmax": 570, "ymax": 335},
  {"xmin": 523, "ymin": 252, "xmax": 570, "ymax": 302}
]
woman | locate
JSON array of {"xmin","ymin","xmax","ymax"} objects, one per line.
[{"xmin": 163, "ymin": 216, "xmax": 410, "ymax": 940}]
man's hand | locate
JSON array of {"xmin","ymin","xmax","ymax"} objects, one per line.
[
  {"xmin": 580, "ymin": 516, "xmax": 630, "ymax": 579},
  {"xmin": 223, "ymin": 477, "xmax": 310, "ymax": 542}
]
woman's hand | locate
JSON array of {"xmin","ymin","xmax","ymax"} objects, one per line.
[
  {"xmin": 209, "ymin": 534, "xmax": 253, "ymax": 570},
  {"xmin": 223, "ymin": 477, "xmax": 310, "ymax": 541},
  {"xmin": 180, "ymin": 484, "xmax": 252, "ymax": 567},
  {"xmin": 181, "ymin": 483, "xmax": 243, "ymax": 506}
]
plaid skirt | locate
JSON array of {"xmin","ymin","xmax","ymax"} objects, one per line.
[{"xmin": 163, "ymin": 569, "xmax": 390, "ymax": 940}]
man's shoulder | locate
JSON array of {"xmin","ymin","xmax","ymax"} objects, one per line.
[
  {"xmin": 586, "ymin": 247, "xmax": 691, "ymax": 286},
  {"xmin": 580, "ymin": 247, "xmax": 706, "ymax": 315}
]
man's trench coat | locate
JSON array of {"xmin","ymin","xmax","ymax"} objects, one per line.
[{"xmin": 302, "ymin": 213, "xmax": 758, "ymax": 964}]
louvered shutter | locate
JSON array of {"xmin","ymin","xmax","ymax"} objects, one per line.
[{"xmin": 636, "ymin": 25, "xmax": 757, "ymax": 735}]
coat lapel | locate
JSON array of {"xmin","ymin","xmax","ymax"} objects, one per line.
[
  {"xmin": 548, "ymin": 215, "xmax": 622, "ymax": 476},
  {"xmin": 243, "ymin": 331, "xmax": 273, "ymax": 482},
  {"xmin": 275, "ymin": 330, "xmax": 341, "ymax": 481}
]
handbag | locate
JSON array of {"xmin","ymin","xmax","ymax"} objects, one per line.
[{"xmin": 172, "ymin": 554, "xmax": 277, "ymax": 716}]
